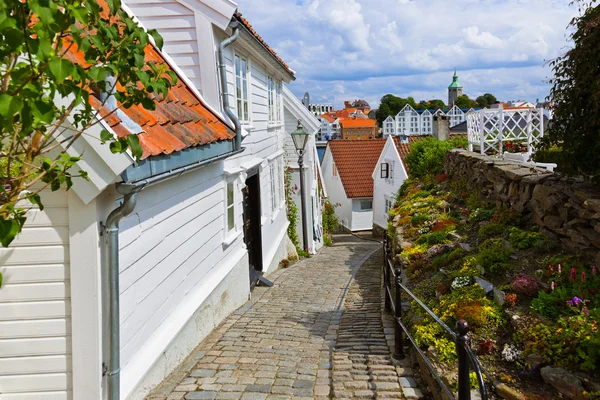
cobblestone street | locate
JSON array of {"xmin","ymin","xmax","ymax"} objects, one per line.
[{"xmin": 147, "ymin": 233, "xmax": 413, "ymax": 400}]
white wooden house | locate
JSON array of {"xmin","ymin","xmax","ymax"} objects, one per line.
[
  {"xmin": 0, "ymin": 2, "xmax": 304, "ymax": 400},
  {"xmin": 372, "ymin": 136, "xmax": 411, "ymax": 232},
  {"xmin": 321, "ymin": 139, "xmax": 386, "ymax": 231},
  {"xmin": 283, "ymin": 87, "xmax": 326, "ymax": 254},
  {"xmin": 382, "ymin": 116, "xmax": 395, "ymax": 137},
  {"xmin": 446, "ymin": 105, "xmax": 466, "ymax": 127}
]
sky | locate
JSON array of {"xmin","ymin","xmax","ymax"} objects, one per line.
[{"xmin": 234, "ymin": 0, "xmax": 580, "ymax": 109}]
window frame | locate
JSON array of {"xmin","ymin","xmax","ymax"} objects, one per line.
[
  {"xmin": 224, "ymin": 178, "xmax": 237, "ymax": 242},
  {"xmin": 380, "ymin": 162, "xmax": 389, "ymax": 179},
  {"xmin": 234, "ymin": 52, "xmax": 250, "ymax": 123},
  {"xmin": 360, "ymin": 200, "xmax": 373, "ymax": 211}
]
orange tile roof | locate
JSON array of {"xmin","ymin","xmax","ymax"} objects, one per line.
[
  {"xmin": 320, "ymin": 114, "xmax": 335, "ymax": 123},
  {"xmin": 234, "ymin": 12, "xmax": 295, "ymax": 78},
  {"xmin": 340, "ymin": 119, "xmax": 376, "ymax": 128},
  {"xmin": 328, "ymin": 139, "xmax": 386, "ymax": 198},
  {"xmin": 64, "ymin": 42, "xmax": 235, "ymax": 160},
  {"xmin": 392, "ymin": 137, "xmax": 413, "ymax": 162}
]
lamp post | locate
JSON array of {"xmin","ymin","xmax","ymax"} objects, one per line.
[{"xmin": 291, "ymin": 120, "xmax": 310, "ymax": 254}]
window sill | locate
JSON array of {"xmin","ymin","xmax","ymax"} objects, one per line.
[
  {"xmin": 271, "ymin": 206, "xmax": 284, "ymax": 222},
  {"xmin": 222, "ymin": 230, "xmax": 242, "ymax": 248},
  {"xmin": 241, "ymin": 123, "xmax": 255, "ymax": 132},
  {"xmin": 267, "ymin": 122, "xmax": 284, "ymax": 129}
]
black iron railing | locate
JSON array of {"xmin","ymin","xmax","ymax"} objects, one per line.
[{"xmin": 383, "ymin": 235, "xmax": 488, "ymax": 400}]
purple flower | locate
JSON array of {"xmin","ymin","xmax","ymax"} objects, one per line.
[
  {"xmin": 567, "ymin": 296, "xmax": 582, "ymax": 306},
  {"xmin": 583, "ymin": 307, "xmax": 589, "ymax": 316}
]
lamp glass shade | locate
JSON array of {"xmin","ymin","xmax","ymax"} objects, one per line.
[{"xmin": 291, "ymin": 121, "xmax": 310, "ymax": 151}]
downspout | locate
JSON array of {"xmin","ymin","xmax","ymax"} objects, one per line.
[
  {"xmin": 103, "ymin": 148, "xmax": 243, "ymax": 400},
  {"xmin": 219, "ymin": 20, "xmax": 242, "ymax": 151},
  {"xmin": 105, "ymin": 184, "xmax": 138, "ymax": 400}
]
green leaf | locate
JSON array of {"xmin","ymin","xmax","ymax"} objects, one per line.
[
  {"xmin": 109, "ymin": 140, "xmax": 123, "ymax": 153},
  {"xmin": 148, "ymin": 29, "xmax": 164, "ymax": 49},
  {"xmin": 100, "ymin": 129, "xmax": 113, "ymax": 143},
  {"xmin": 88, "ymin": 66, "xmax": 108, "ymax": 82},
  {"xmin": 127, "ymin": 134, "xmax": 143, "ymax": 160},
  {"xmin": 0, "ymin": 94, "xmax": 24, "ymax": 118},
  {"xmin": 27, "ymin": 193, "xmax": 45, "ymax": 211},
  {"xmin": 31, "ymin": 100, "xmax": 55, "ymax": 124},
  {"xmin": 0, "ymin": 219, "xmax": 21, "ymax": 247},
  {"xmin": 48, "ymin": 57, "xmax": 74, "ymax": 83},
  {"xmin": 0, "ymin": 272, "xmax": 3, "ymax": 287},
  {"xmin": 141, "ymin": 97, "xmax": 155, "ymax": 110}
]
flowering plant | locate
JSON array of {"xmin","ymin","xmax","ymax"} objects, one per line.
[
  {"xmin": 451, "ymin": 276, "xmax": 471, "ymax": 290},
  {"xmin": 511, "ymin": 274, "xmax": 539, "ymax": 296},
  {"xmin": 502, "ymin": 344, "xmax": 522, "ymax": 362}
]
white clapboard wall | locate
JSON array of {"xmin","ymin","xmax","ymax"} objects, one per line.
[{"xmin": 0, "ymin": 190, "xmax": 72, "ymax": 400}]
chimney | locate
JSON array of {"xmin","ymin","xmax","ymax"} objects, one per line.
[
  {"xmin": 433, "ymin": 115, "xmax": 450, "ymax": 141},
  {"xmin": 344, "ymin": 101, "xmax": 351, "ymax": 109}
]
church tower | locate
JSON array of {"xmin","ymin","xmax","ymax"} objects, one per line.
[{"xmin": 448, "ymin": 70, "xmax": 463, "ymax": 106}]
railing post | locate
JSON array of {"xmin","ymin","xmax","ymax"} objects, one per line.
[
  {"xmin": 393, "ymin": 268, "xmax": 404, "ymax": 359},
  {"xmin": 383, "ymin": 238, "xmax": 391, "ymax": 312},
  {"xmin": 456, "ymin": 320, "xmax": 471, "ymax": 400}
]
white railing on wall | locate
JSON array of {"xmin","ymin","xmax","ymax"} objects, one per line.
[{"xmin": 467, "ymin": 108, "xmax": 545, "ymax": 155}]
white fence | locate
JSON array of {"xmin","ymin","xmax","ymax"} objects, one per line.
[{"xmin": 467, "ymin": 108, "xmax": 545, "ymax": 155}]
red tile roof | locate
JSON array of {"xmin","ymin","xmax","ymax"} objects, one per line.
[
  {"xmin": 392, "ymin": 137, "xmax": 413, "ymax": 162},
  {"xmin": 328, "ymin": 139, "xmax": 386, "ymax": 198},
  {"xmin": 234, "ymin": 12, "xmax": 295, "ymax": 78},
  {"xmin": 64, "ymin": 42, "xmax": 235, "ymax": 160},
  {"xmin": 340, "ymin": 119, "xmax": 376, "ymax": 128}
]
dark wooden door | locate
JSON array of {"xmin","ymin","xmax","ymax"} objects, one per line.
[{"xmin": 242, "ymin": 172, "xmax": 263, "ymax": 287}]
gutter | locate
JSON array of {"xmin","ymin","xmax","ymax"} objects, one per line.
[
  {"xmin": 104, "ymin": 148, "xmax": 243, "ymax": 400},
  {"xmin": 219, "ymin": 20, "xmax": 242, "ymax": 151}
]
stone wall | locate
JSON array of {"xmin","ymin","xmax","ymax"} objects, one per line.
[{"xmin": 444, "ymin": 150, "xmax": 600, "ymax": 265}]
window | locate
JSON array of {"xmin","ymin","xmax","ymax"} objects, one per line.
[
  {"xmin": 360, "ymin": 200, "xmax": 373, "ymax": 211},
  {"xmin": 270, "ymin": 160, "xmax": 283, "ymax": 214},
  {"xmin": 226, "ymin": 180, "xmax": 235, "ymax": 232},
  {"xmin": 234, "ymin": 54, "xmax": 249, "ymax": 122},
  {"xmin": 380, "ymin": 162, "xmax": 389, "ymax": 178},
  {"xmin": 267, "ymin": 76, "xmax": 281, "ymax": 123},
  {"xmin": 385, "ymin": 197, "xmax": 393, "ymax": 215}
]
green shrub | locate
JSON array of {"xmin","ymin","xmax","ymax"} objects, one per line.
[
  {"xmin": 469, "ymin": 208, "xmax": 495, "ymax": 222},
  {"xmin": 432, "ymin": 247, "xmax": 467, "ymax": 269},
  {"xmin": 508, "ymin": 227, "xmax": 545, "ymax": 250},
  {"xmin": 404, "ymin": 137, "xmax": 468, "ymax": 178},
  {"xmin": 323, "ymin": 200, "xmax": 340, "ymax": 235},
  {"xmin": 477, "ymin": 238, "xmax": 510, "ymax": 274},
  {"xmin": 416, "ymin": 231, "xmax": 448, "ymax": 246},
  {"xmin": 411, "ymin": 214, "xmax": 429, "ymax": 226},
  {"xmin": 397, "ymin": 181, "xmax": 410, "ymax": 200},
  {"xmin": 479, "ymin": 223, "xmax": 506, "ymax": 238}
]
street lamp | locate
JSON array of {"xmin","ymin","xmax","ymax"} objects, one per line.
[{"xmin": 291, "ymin": 120, "xmax": 310, "ymax": 254}]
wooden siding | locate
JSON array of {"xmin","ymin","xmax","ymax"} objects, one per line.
[
  {"xmin": 117, "ymin": 162, "xmax": 244, "ymax": 371},
  {"xmin": 125, "ymin": 0, "xmax": 203, "ymax": 90},
  {"xmin": 0, "ymin": 190, "xmax": 72, "ymax": 400}
]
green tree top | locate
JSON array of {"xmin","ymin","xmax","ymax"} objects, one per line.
[{"xmin": 0, "ymin": 0, "xmax": 175, "ymax": 248}]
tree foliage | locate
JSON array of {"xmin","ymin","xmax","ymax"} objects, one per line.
[
  {"xmin": 454, "ymin": 94, "xmax": 478, "ymax": 109},
  {"xmin": 404, "ymin": 137, "xmax": 468, "ymax": 178},
  {"xmin": 0, "ymin": 0, "xmax": 175, "ymax": 247},
  {"xmin": 476, "ymin": 93, "xmax": 497, "ymax": 108},
  {"xmin": 376, "ymin": 94, "xmax": 446, "ymax": 125},
  {"xmin": 535, "ymin": 0, "xmax": 600, "ymax": 180}
]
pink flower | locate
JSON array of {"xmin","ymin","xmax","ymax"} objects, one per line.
[
  {"xmin": 582, "ymin": 272, "xmax": 586, "ymax": 282},
  {"xmin": 558, "ymin": 264, "xmax": 562, "ymax": 275},
  {"xmin": 593, "ymin": 266, "xmax": 597, "ymax": 276},
  {"xmin": 571, "ymin": 268, "xmax": 576, "ymax": 280},
  {"xmin": 551, "ymin": 281, "xmax": 555, "ymax": 291},
  {"xmin": 584, "ymin": 307, "xmax": 589, "ymax": 316}
]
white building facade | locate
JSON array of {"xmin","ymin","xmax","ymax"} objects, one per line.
[
  {"xmin": 372, "ymin": 136, "xmax": 410, "ymax": 231},
  {"xmin": 0, "ymin": 2, "xmax": 311, "ymax": 400},
  {"xmin": 384, "ymin": 105, "xmax": 470, "ymax": 137}
]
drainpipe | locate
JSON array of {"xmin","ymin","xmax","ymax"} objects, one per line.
[
  {"xmin": 105, "ymin": 184, "xmax": 138, "ymax": 400},
  {"xmin": 219, "ymin": 20, "xmax": 242, "ymax": 151},
  {"xmin": 102, "ymin": 148, "xmax": 243, "ymax": 400}
]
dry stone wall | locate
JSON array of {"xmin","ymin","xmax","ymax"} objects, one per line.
[{"xmin": 444, "ymin": 150, "xmax": 600, "ymax": 265}]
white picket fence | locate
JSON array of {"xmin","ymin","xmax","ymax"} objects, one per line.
[{"xmin": 467, "ymin": 108, "xmax": 545, "ymax": 155}]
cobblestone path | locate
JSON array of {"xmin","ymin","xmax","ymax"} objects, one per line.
[{"xmin": 147, "ymin": 234, "xmax": 410, "ymax": 400}]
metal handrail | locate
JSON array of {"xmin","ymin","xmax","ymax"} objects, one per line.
[{"xmin": 382, "ymin": 235, "xmax": 488, "ymax": 400}]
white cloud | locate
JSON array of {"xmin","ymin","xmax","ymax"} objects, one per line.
[
  {"xmin": 463, "ymin": 26, "xmax": 506, "ymax": 49},
  {"xmin": 233, "ymin": 0, "xmax": 578, "ymax": 107}
]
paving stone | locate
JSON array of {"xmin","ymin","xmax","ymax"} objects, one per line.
[
  {"xmin": 147, "ymin": 236, "xmax": 424, "ymax": 400},
  {"xmin": 399, "ymin": 377, "xmax": 418, "ymax": 388},
  {"xmin": 191, "ymin": 370, "xmax": 217, "ymax": 378},
  {"xmin": 185, "ymin": 392, "xmax": 217, "ymax": 400},
  {"xmin": 402, "ymin": 387, "xmax": 425, "ymax": 399}
]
